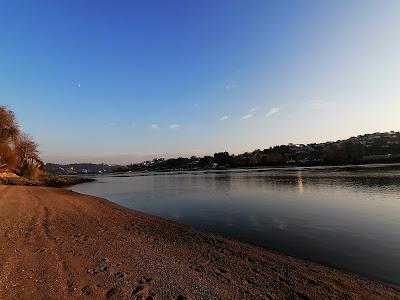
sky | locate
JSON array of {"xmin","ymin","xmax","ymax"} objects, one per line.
[{"xmin": 1, "ymin": 0, "xmax": 400, "ymax": 164}]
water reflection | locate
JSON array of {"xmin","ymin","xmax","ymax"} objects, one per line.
[
  {"xmin": 296, "ymin": 171, "xmax": 304, "ymax": 193},
  {"xmin": 72, "ymin": 165, "xmax": 400, "ymax": 286}
]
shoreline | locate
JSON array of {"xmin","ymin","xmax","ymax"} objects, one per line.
[
  {"xmin": 71, "ymin": 171, "xmax": 400, "ymax": 290},
  {"xmin": 111, "ymin": 162, "xmax": 400, "ymax": 177},
  {"xmin": 0, "ymin": 185, "xmax": 399, "ymax": 299},
  {"xmin": 0, "ymin": 171, "xmax": 95, "ymax": 187},
  {"xmin": 118, "ymin": 161, "xmax": 400, "ymax": 174}
]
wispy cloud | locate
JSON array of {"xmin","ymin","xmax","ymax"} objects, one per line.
[
  {"xmin": 77, "ymin": 83, "xmax": 81, "ymax": 88},
  {"xmin": 241, "ymin": 107, "xmax": 256, "ymax": 120},
  {"xmin": 218, "ymin": 82, "xmax": 236, "ymax": 92},
  {"xmin": 224, "ymin": 83, "xmax": 236, "ymax": 92},
  {"xmin": 169, "ymin": 124, "xmax": 180, "ymax": 130},
  {"xmin": 220, "ymin": 115, "xmax": 229, "ymax": 121},
  {"xmin": 107, "ymin": 122, "xmax": 117, "ymax": 126},
  {"xmin": 242, "ymin": 114, "xmax": 253, "ymax": 120},
  {"xmin": 151, "ymin": 124, "xmax": 160, "ymax": 129},
  {"xmin": 265, "ymin": 107, "xmax": 280, "ymax": 118}
]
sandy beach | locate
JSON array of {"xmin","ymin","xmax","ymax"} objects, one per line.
[{"xmin": 0, "ymin": 185, "xmax": 398, "ymax": 299}]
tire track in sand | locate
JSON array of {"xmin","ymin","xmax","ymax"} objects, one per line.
[
  {"xmin": 30, "ymin": 190, "xmax": 75, "ymax": 299},
  {"xmin": 0, "ymin": 187, "xmax": 43, "ymax": 298}
]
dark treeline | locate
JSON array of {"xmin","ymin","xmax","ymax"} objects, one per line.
[{"xmin": 119, "ymin": 131, "xmax": 400, "ymax": 172}]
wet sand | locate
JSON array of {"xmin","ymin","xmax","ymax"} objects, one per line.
[{"xmin": 0, "ymin": 185, "xmax": 398, "ymax": 299}]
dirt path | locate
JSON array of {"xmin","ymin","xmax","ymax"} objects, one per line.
[{"xmin": 0, "ymin": 185, "xmax": 398, "ymax": 299}]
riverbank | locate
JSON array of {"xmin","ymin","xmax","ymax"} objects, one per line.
[
  {"xmin": 0, "ymin": 171, "xmax": 94, "ymax": 187},
  {"xmin": 0, "ymin": 185, "xmax": 398, "ymax": 299}
]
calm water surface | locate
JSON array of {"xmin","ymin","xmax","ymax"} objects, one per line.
[{"xmin": 71, "ymin": 165, "xmax": 400, "ymax": 286}]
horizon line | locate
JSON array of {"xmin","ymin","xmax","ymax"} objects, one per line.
[{"xmin": 42, "ymin": 130, "xmax": 399, "ymax": 165}]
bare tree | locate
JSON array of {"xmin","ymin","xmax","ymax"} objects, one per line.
[
  {"xmin": 0, "ymin": 106, "xmax": 20, "ymax": 170},
  {"xmin": 17, "ymin": 133, "xmax": 40, "ymax": 162},
  {"xmin": 0, "ymin": 144, "xmax": 18, "ymax": 169},
  {"xmin": 0, "ymin": 106, "xmax": 42, "ymax": 177}
]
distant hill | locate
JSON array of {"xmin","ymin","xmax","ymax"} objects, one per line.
[
  {"xmin": 46, "ymin": 131, "xmax": 400, "ymax": 174},
  {"xmin": 122, "ymin": 131, "xmax": 400, "ymax": 172}
]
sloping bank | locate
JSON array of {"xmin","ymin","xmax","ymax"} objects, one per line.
[
  {"xmin": 0, "ymin": 171, "xmax": 94, "ymax": 187},
  {"xmin": 0, "ymin": 185, "xmax": 398, "ymax": 299}
]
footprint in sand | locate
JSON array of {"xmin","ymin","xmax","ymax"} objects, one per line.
[
  {"xmin": 35, "ymin": 248, "xmax": 48, "ymax": 253},
  {"xmin": 132, "ymin": 277, "xmax": 155, "ymax": 300}
]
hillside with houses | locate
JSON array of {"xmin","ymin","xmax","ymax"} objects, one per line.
[{"xmin": 120, "ymin": 131, "xmax": 400, "ymax": 172}]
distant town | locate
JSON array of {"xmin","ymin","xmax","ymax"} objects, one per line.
[
  {"xmin": 46, "ymin": 131, "xmax": 400, "ymax": 175},
  {"xmin": 45, "ymin": 163, "xmax": 119, "ymax": 175}
]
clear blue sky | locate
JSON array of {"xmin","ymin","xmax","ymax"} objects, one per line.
[{"xmin": 1, "ymin": 1, "xmax": 399, "ymax": 164}]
